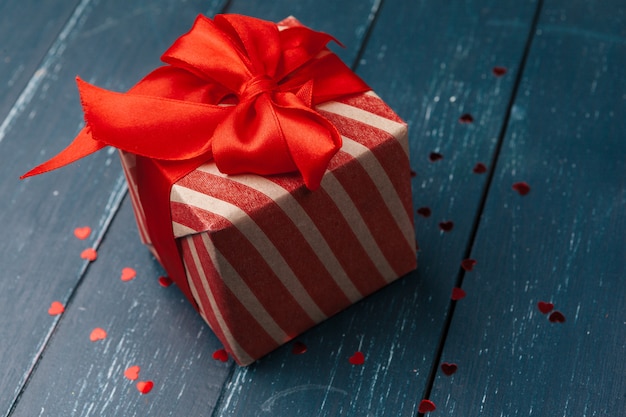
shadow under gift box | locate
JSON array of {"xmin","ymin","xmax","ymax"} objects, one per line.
[{"xmin": 120, "ymin": 91, "xmax": 416, "ymax": 365}]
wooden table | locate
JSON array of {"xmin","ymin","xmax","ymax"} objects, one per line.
[{"xmin": 2, "ymin": 0, "xmax": 624, "ymax": 415}]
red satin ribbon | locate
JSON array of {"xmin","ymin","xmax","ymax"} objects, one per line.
[{"xmin": 22, "ymin": 14, "xmax": 370, "ymax": 307}]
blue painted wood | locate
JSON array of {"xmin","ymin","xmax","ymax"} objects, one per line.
[
  {"xmin": 0, "ymin": 1, "xmax": 228, "ymax": 416},
  {"xmin": 0, "ymin": 0, "xmax": 81, "ymax": 118},
  {"xmin": 214, "ymin": 1, "xmax": 539, "ymax": 416},
  {"xmin": 428, "ymin": 0, "xmax": 626, "ymax": 415}
]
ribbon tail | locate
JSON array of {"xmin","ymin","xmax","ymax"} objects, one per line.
[
  {"xmin": 77, "ymin": 77, "xmax": 229, "ymax": 161},
  {"xmin": 20, "ymin": 127, "xmax": 106, "ymax": 179}
]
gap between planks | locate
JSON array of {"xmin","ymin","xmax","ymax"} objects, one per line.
[{"xmin": 417, "ymin": 0, "xmax": 546, "ymax": 415}]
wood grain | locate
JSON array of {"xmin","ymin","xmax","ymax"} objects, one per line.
[
  {"xmin": 428, "ymin": 0, "xmax": 626, "ymax": 415},
  {"xmin": 0, "ymin": 0, "xmax": 81, "ymax": 119}
]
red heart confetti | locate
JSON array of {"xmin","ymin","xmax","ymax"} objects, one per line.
[
  {"xmin": 212, "ymin": 348, "xmax": 229, "ymax": 362},
  {"xmin": 48, "ymin": 301, "xmax": 65, "ymax": 316},
  {"xmin": 158, "ymin": 276, "xmax": 173, "ymax": 287},
  {"xmin": 410, "ymin": 169, "xmax": 417, "ymax": 178},
  {"xmin": 439, "ymin": 221, "xmax": 454, "ymax": 232},
  {"xmin": 136, "ymin": 380, "xmax": 154, "ymax": 394},
  {"xmin": 349, "ymin": 351, "xmax": 365, "ymax": 365},
  {"xmin": 461, "ymin": 258, "xmax": 477, "ymax": 271},
  {"xmin": 417, "ymin": 207, "xmax": 432, "ymax": 218},
  {"xmin": 537, "ymin": 301, "xmax": 554, "ymax": 314},
  {"xmin": 429, "ymin": 152, "xmax": 443, "ymax": 162},
  {"xmin": 459, "ymin": 113, "xmax": 474, "ymax": 124},
  {"xmin": 473, "ymin": 162, "xmax": 487, "ymax": 174},
  {"xmin": 124, "ymin": 365, "xmax": 140, "ymax": 381},
  {"xmin": 80, "ymin": 248, "xmax": 97, "ymax": 261},
  {"xmin": 292, "ymin": 341, "xmax": 308, "ymax": 355},
  {"xmin": 73, "ymin": 226, "xmax": 91, "ymax": 240},
  {"xmin": 549, "ymin": 311, "xmax": 566, "ymax": 323},
  {"xmin": 120, "ymin": 267, "xmax": 136, "ymax": 282},
  {"xmin": 89, "ymin": 327, "xmax": 107, "ymax": 342},
  {"xmin": 492, "ymin": 66, "xmax": 507, "ymax": 77},
  {"xmin": 512, "ymin": 181, "xmax": 531, "ymax": 195},
  {"xmin": 441, "ymin": 362, "xmax": 458, "ymax": 376},
  {"xmin": 418, "ymin": 399, "xmax": 436, "ymax": 413},
  {"xmin": 451, "ymin": 287, "xmax": 466, "ymax": 301}
]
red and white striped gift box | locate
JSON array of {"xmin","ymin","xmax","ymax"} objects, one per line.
[{"xmin": 120, "ymin": 91, "xmax": 416, "ymax": 365}]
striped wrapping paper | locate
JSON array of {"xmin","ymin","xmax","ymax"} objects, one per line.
[{"xmin": 120, "ymin": 91, "xmax": 416, "ymax": 365}]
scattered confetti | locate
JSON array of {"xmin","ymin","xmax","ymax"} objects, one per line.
[
  {"xmin": 89, "ymin": 327, "xmax": 107, "ymax": 342},
  {"xmin": 473, "ymin": 162, "xmax": 487, "ymax": 174},
  {"xmin": 292, "ymin": 341, "xmax": 307, "ymax": 355},
  {"xmin": 549, "ymin": 311, "xmax": 566, "ymax": 323},
  {"xmin": 438, "ymin": 221, "xmax": 454, "ymax": 232},
  {"xmin": 349, "ymin": 351, "xmax": 365, "ymax": 365},
  {"xmin": 410, "ymin": 169, "xmax": 417, "ymax": 177},
  {"xmin": 417, "ymin": 207, "xmax": 432, "ymax": 218},
  {"xmin": 492, "ymin": 66, "xmax": 507, "ymax": 77},
  {"xmin": 460, "ymin": 258, "xmax": 477, "ymax": 271},
  {"xmin": 73, "ymin": 226, "xmax": 91, "ymax": 240},
  {"xmin": 418, "ymin": 399, "xmax": 436, "ymax": 413},
  {"xmin": 441, "ymin": 362, "xmax": 458, "ymax": 376},
  {"xmin": 124, "ymin": 365, "xmax": 140, "ymax": 381},
  {"xmin": 158, "ymin": 276, "xmax": 173, "ymax": 287},
  {"xmin": 48, "ymin": 301, "xmax": 65, "ymax": 316},
  {"xmin": 512, "ymin": 181, "xmax": 531, "ymax": 195},
  {"xmin": 120, "ymin": 267, "xmax": 136, "ymax": 282},
  {"xmin": 429, "ymin": 152, "xmax": 443, "ymax": 162},
  {"xmin": 451, "ymin": 287, "xmax": 466, "ymax": 301},
  {"xmin": 537, "ymin": 301, "xmax": 554, "ymax": 314},
  {"xmin": 212, "ymin": 348, "xmax": 229, "ymax": 362},
  {"xmin": 459, "ymin": 113, "xmax": 474, "ymax": 123},
  {"xmin": 80, "ymin": 248, "xmax": 98, "ymax": 261},
  {"xmin": 136, "ymin": 380, "xmax": 154, "ymax": 394}
]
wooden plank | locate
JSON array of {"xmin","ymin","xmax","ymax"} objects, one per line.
[
  {"xmin": 215, "ymin": 1, "xmax": 540, "ymax": 416},
  {"xmin": 0, "ymin": 0, "xmax": 81, "ymax": 118},
  {"xmin": 0, "ymin": 1, "xmax": 228, "ymax": 416},
  {"xmin": 429, "ymin": 0, "xmax": 626, "ymax": 415},
  {"xmin": 11, "ymin": 197, "xmax": 233, "ymax": 417}
]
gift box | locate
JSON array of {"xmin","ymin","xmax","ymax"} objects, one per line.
[{"xmin": 23, "ymin": 14, "xmax": 416, "ymax": 365}]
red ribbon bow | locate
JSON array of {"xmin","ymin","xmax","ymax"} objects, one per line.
[{"xmin": 22, "ymin": 14, "xmax": 370, "ymax": 306}]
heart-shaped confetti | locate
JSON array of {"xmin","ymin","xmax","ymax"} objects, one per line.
[
  {"xmin": 136, "ymin": 380, "xmax": 154, "ymax": 394},
  {"xmin": 461, "ymin": 259, "xmax": 477, "ymax": 271},
  {"xmin": 429, "ymin": 152, "xmax": 443, "ymax": 162},
  {"xmin": 73, "ymin": 226, "xmax": 91, "ymax": 240},
  {"xmin": 537, "ymin": 301, "xmax": 554, "ymax": 314},
  {"xmin": 349, "ymin": 351, "xmax": 365, "ymax": 365},
  {"xmin": 418, "ymin": 399, "xmax": 436, "ymax": 413},
  {"xmin": 459, "ymin": 113, "xmax": 474, "ymax": 123},
  {"xmin": 417, "ymin": 207, "xmax": 432, "ymax": 218},
  {"xmin": 89, "ymin": 327, "xmax": 107, "ymax": 342},
  {"xmin": 124, "ymin": 365, "xmax": 140, "ymax": 381},
  {"xmin": 410, "ymin": 169, "xmax": 417, "ymax": 178},
  {"xmin": 48, "ymin": 301, "xmax": 65, "ymax": 316},
  {"xmin": 292, "ymin": 341, "xmax": 307, "ymax": 355},
  {"xmin": 441, "ymin": 362, "xmax": 458, "ymax": 376},
  {"xmin": 549, "ymin": 311, "xmax": 566, "ymax": 323},
  {"xmin": 212, "ymin": 348, "xmax": 229, "ymax": 362},
  {"xmin": 439, "ymin": 221, "xmax": 454, "ymax": 232},
  {"xmin": 158, "ymin": 276, "xmax": 173, "ymax": 287},
  {"xmin": 512, "ymin": 181, "xmax": 531, "ymax": 195},
  {"xmin": 492, "ymin": 66, "xmax": 507, "ymax": 77},
  {"xmin": 80, "ymin": 248, "xmax": 97, "ymax": 261},
  {"xmin": 473, "ymin": 162, "xmax": 487, "ymax": 174},
  {"xmin": 120, "ymin": 267, "xmax": 136, "ymax": 282},
  {"xmin": 451, "ymin": 287, "xmax": 466, "ymax": 301}
]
